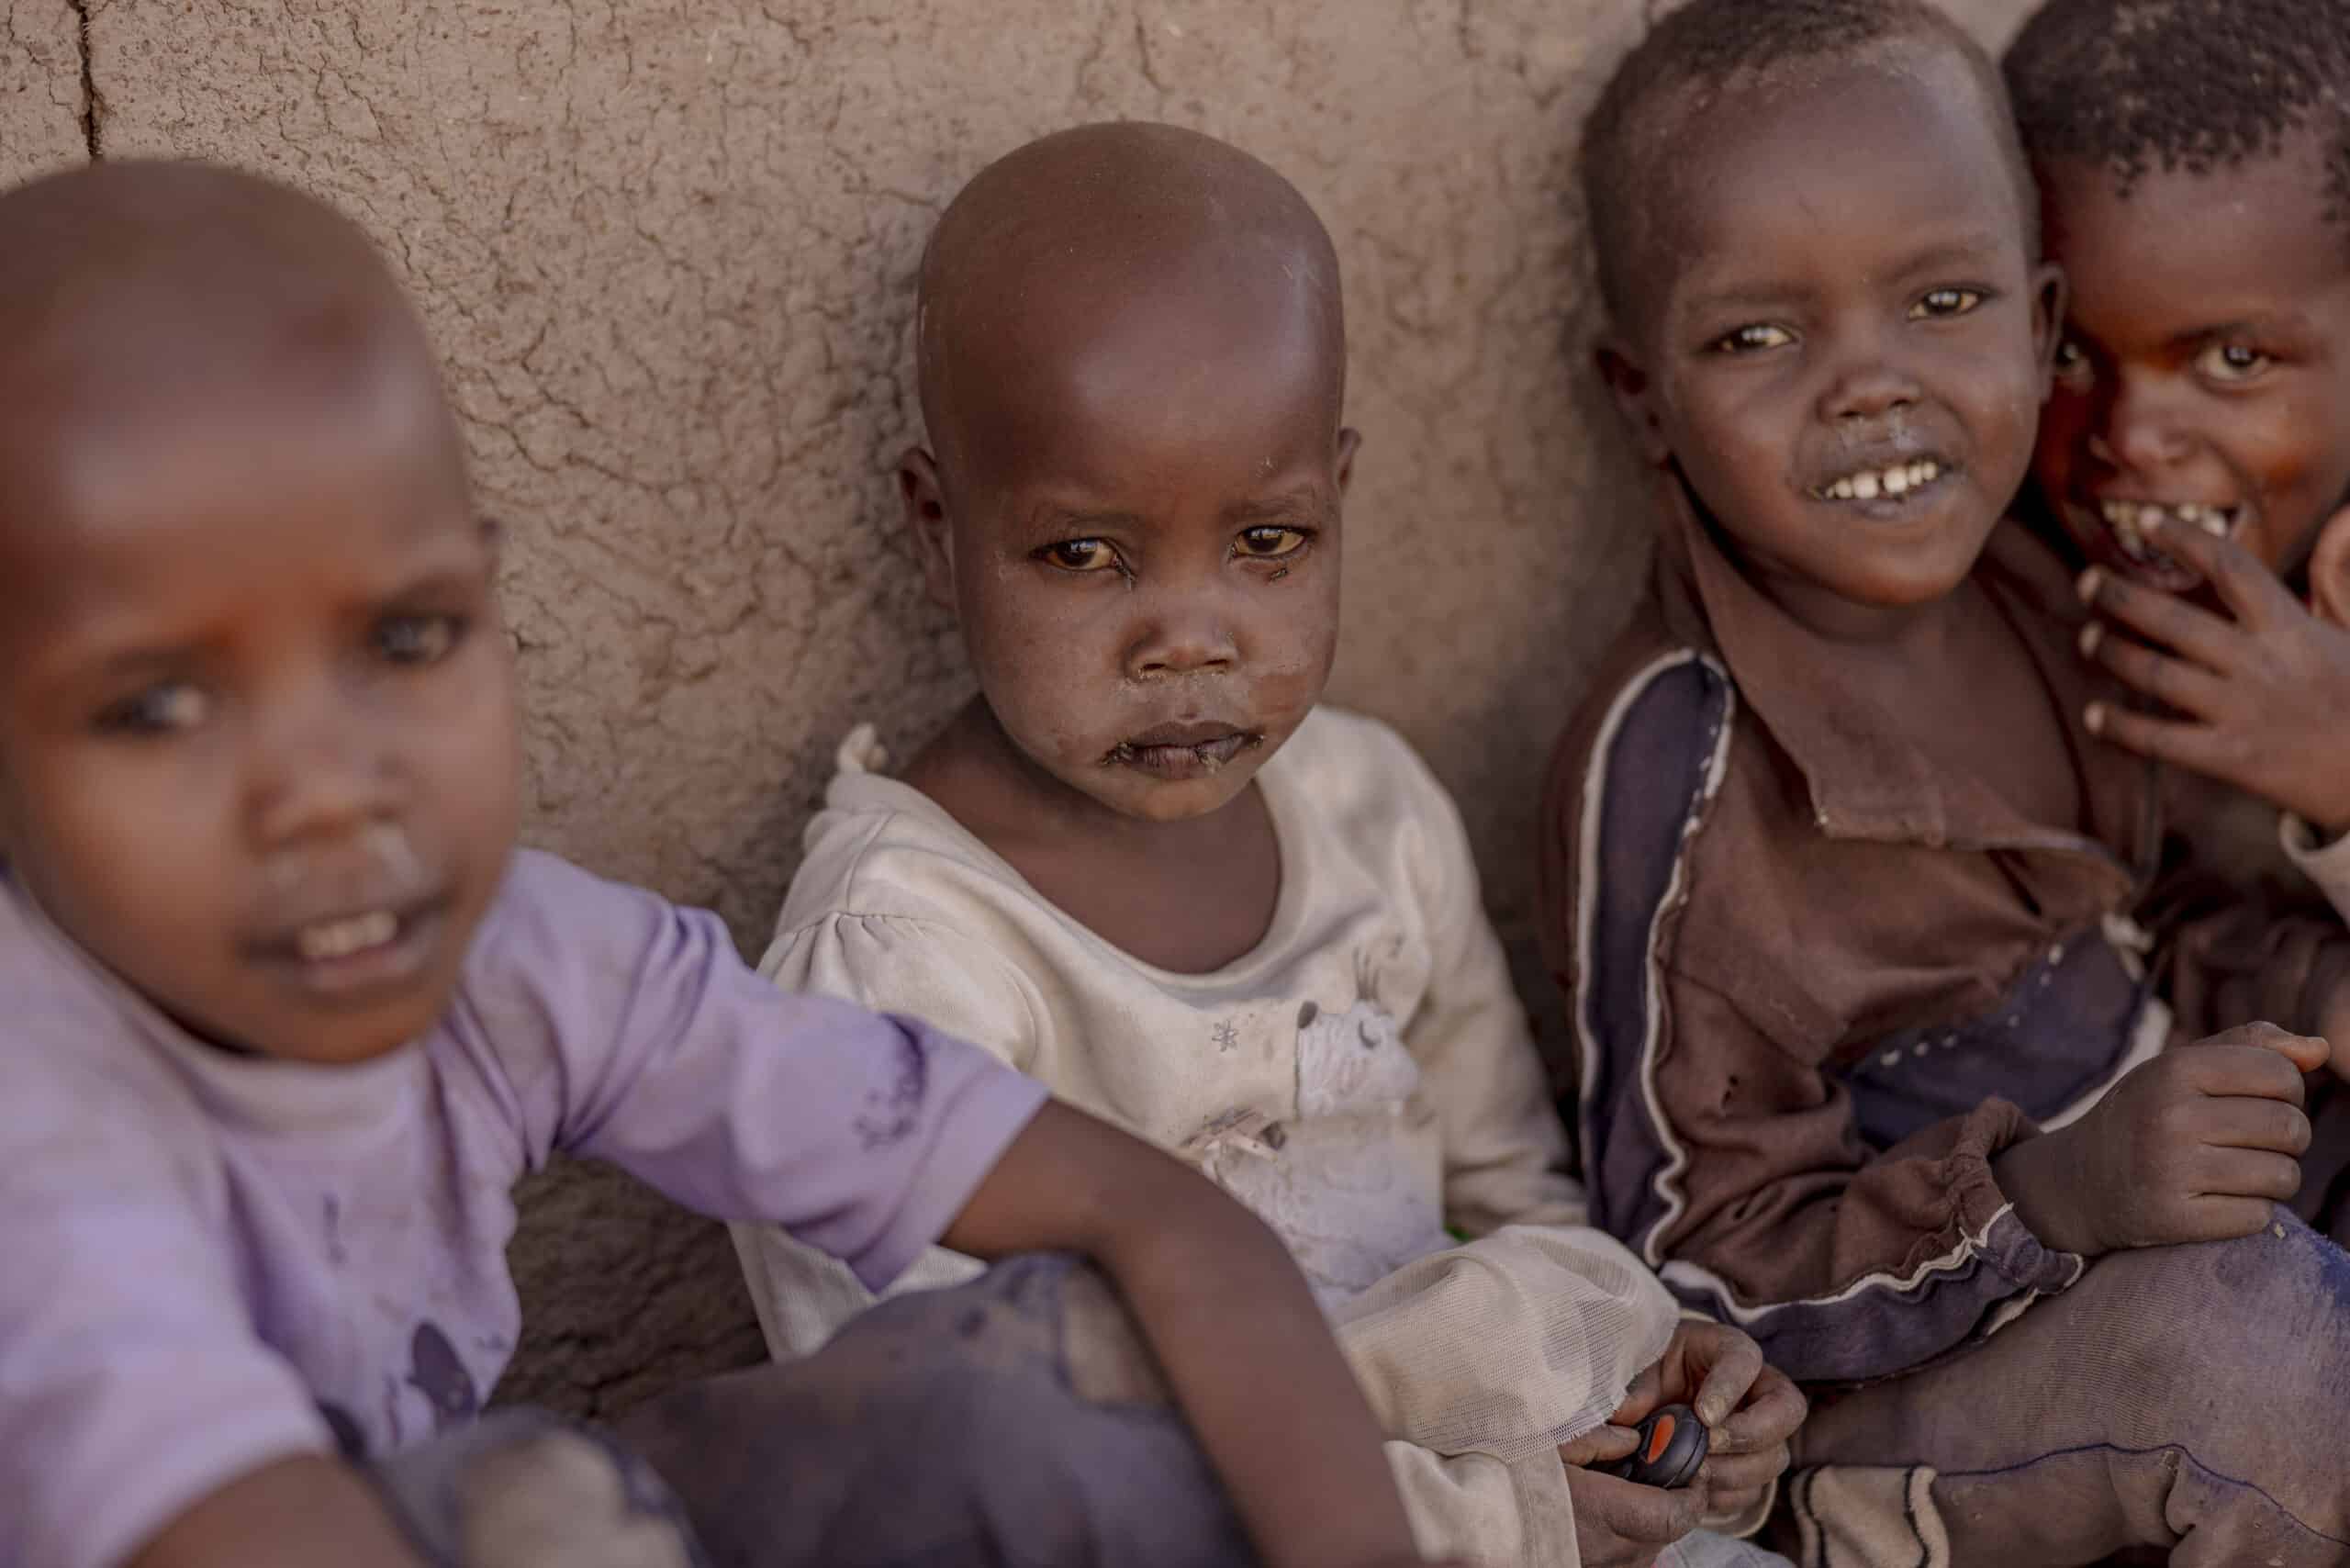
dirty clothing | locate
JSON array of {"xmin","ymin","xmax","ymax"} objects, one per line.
[
  {"xmin": 731, "ymin": 709, "xmax": 1715, "ymax": 1565},
  {"xmin": 0, "ymin": 851, "xmax": 1046, "ymax": 1568},
  {"xmin": 1540, "ymin": 476, "xmax": 2350, "ymax": 1562},
  {"xmin": 373, "ymin": 1256, "xmax": 1254, "ymax": 1568}
]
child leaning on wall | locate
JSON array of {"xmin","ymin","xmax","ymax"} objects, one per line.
[
  {"xmin": 2004, "ymin": 0, "xmax": 2350, "ymax": 1238},
  {"xmin": 728, "ymin": 120, "xmax": 1805, "ymax": 1568},
  {"xmin": 1542, "ymin": 1, "xmax": 2350, "ymax": 1563},
  {"xmin": 0, "ymin": 159, "xmax": 1444, "ymax": 1568}
]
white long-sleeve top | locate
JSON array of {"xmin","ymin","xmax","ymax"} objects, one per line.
[{"xmin": 732, "ymin": 707, "xmax": 1679, "ymax": 1565}]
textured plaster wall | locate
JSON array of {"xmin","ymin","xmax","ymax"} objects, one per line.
[{"xmin": 8, "ymin": 0, "xmax": 2036, "ymax": 1414}]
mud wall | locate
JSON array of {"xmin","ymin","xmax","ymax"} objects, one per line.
[{"xmin": 1, "ymin": 0, "xmax": 2036, "ymax": 1412}]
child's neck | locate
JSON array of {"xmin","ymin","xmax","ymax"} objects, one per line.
[{"xmin": 903, "ymin": 700, "xmax": 1283, "ymax": 974}]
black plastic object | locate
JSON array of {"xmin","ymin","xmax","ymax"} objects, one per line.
[{"xmin": 1601, "ymin": 1403, "xmax": 1708, "ymax": 1489}]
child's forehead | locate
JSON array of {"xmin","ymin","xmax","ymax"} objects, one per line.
[{"xmin": 1632, "ymin": 53, "xmax": 2025, "ymax": 318}]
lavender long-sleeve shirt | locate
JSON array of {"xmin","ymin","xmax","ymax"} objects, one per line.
[{"xmin": 0, "ymin": 849, "xmax": 1047, "ymax": 1568}]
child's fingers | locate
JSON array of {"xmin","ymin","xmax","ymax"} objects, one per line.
[
  {"xmin": 2181, "ymin": 1037, "xmax": 2317, "ymax": 1101},
  {"xmin": 1707, "ymin": 1367, "xmax": 1806, "ymax": 1453},
  {"xmin": 2140, "ymin": 513, "xmax": 2304, "ymax": 630},
  {"xmin": 2078, "ymin": 622, "xmax": 2230, "ymax": 720},
  {"xmin": 1696, "ymin": 1443, "xmax": 1789, "ymax": 1495},
  {"xmin": 2192, "ymin": 1147, "xmax": 2306, "ymax": 1204},
  {"xmin": 2196, "ymin": 1095, "xmax": 2313, "ymax": 1156},
  {"xmin": 1608, "ymin": 1361, "xmax": 1665, "ymax": 1426},
  {"xmin": 2081, "ymin": 701, "xmax": 2233, "ymax": 776},
  {"xmin": 2184, "ymin": 1194, "xmax": 2288, "ymax": 1243},
  {"xmin": 2078, "ymin": 565, "xmax": 2248, "ymax": 666},
  {"xmin": 1686, "ymin": 1328, "xmax": 1762, "ymax": 1428},
  {"xmin": 1562, "ymin": 1466, "xmax": 1705, "ymax": 1546},
  {"xmin": 1559, "ymin": 1423, "xmax": 1641, "ymax": 1467}
]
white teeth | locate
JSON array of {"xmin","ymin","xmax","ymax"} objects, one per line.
[
  {"xmin": 2098, "ymin": 498, "xmax": 2238, "ymax": 539},
  {"xmin": 296, "ymin": 911, "xmax": 398, "ymax": 961},
  {"xmin": 1820, "ymin": 460, "xmax": 1942, "ymax": 502}
]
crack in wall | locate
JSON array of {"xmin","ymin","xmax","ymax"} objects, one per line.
[{"xmin": 69, "ymin": 0, "xmax": 99, "ymax": 158}]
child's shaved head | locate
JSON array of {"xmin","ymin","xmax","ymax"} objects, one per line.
[
  {"xmin": 1582, "ymin": 0, "xmax": 2037, "ymax": 333},
  {"xmin": 913, "ymin": 121, "xmax": 1345, "ymax": 494},
  {"xmin": 0, "ymin": 161, "xmax": 462, "ymax": 531},
  {"xmin": 0, "ymin": 162, "xmax": 517, "ymax": 1069},
  {"xmin": 896, "ymin": 122, "xmax": 1357, "ymax": 836},
  {"xmin": 2007, "ymin": 0, "xmax": 2350, "ymax": 228}
]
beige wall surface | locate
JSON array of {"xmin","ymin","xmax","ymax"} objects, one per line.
[{"xmin": 9, "ymin": 0, "xmax": 2037, "ymax": 1413}]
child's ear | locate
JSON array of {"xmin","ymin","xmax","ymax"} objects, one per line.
[
  {"xmin": 2030, "ymin": 262, "xmax": 2069, "ymax": 395},
  {"xmin": 1333, "ymin": 427, "xmax": 1361, "ymax": 496},
  {"xmin": 1595, "ymin": 336, "xmax": 1671, "ymax": 466},
  {"xmin": 897, "ymin": 447, "xmax": 958, "ymax": 613},
  {"xmin": 2308, "ymin": 505, "xmax": 2350, "ymax": 628}
]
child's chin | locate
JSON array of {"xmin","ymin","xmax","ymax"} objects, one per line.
[{"xmin": 1094, "ymin": 768, "xmax": 1259, "ymax": 825}]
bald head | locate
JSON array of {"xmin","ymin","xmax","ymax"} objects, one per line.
[
  {"xmin": 0, "ymin": 161, "xmax": 460, "ymax": 525},
  {"xmin": 915, "ymin": 122, "xmax": 1346, "ymax": 486}
]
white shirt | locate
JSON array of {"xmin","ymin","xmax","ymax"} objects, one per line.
[{"xmin": 732, "ymin": 708, "xmax": 1679, "ymax": 1565}]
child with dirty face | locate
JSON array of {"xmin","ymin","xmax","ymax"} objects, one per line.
[
  {"xmin": 0, "ymin": 161, "xmax": 1444, "ymax": 1568},
  {"xmin": 2005, "ymin": 0, "xmax": 2350, "ymax": 1106},
  {"xmin": 730, "ymin": 122, "xmax": 1803, "ymax": 1568},
  {"xmin": 1545, "ymin": 1, "xmax": 2350, "ymax": 1562}
]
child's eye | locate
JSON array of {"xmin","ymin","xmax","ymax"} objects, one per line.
[
  {"xmin": 2052, "ymin": 336, "xmax": 2094, "ymax": 385},
  {"xmin": 95, "ymin": 683, "xmax": 208, "ymax": 737},
  {"xmin": 1911, "ymin": 287, "xmax": 1985, "ymax": 319},
  {"xmin": 2195, "ymin": 342, "xmax": 2273, "ymax": 385},
  {"xmin": 1235, "ymin": 526, "xmax": 1311, "ymax": 560},
  {"xmin": 1040, "ymin": 539, "xmax": 1119, "ymax": 573},
  {"xmin": 376, "ymin": 614, "xmax": 465, "ymax": 666},
  {"xmin": 1711, "ymin": 323, "xmax": 1794, "ymax": 354}
]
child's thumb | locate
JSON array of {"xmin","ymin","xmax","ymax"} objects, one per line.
[
  {"xmin": 2258, "ymin": 1025, "xmax": 2331, "ymax": 1075},
  {"xmin": 1559, "ymin": 1423, "xmax": 1640, "ymax": 1468}
]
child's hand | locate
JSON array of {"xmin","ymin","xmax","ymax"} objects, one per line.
[
  {"xmin": 1560, "ymin": 1443, "xmax": 1703, "ymax": 1567},
  {"xmin": 1996, "ymin": 1023, "xmax": 2322, "ymax": 1256},
  {"xmin": 2076, "ymin": 511, "xmax": 2350, "ymax": 835},
  {"xmin": 1619, "ymin": 1321, "xmax": 1804, "ymax": 1527}
]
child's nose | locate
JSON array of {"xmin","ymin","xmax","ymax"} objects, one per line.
[
  {"xmin": 1818, "ymin": 357, "xmax": 1921, "ymax": 424},
  {"xmin": 248, "ymin": 691, "xmax": 404, "ymax": 847},
  {"xmin": 1126, "ymin": 597, "xmax": 1239, "ymax": 679},
  {"xmin": 2089, "ymin": 377, "xmax": 2194, "ymax": 472}
]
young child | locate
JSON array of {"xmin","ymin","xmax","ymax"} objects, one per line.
[
  {"xmin": 1545, "ymin": 1, "xmax": 2350, "ymax": 1562},
  {"xmin": 2003, "ymin": 0, "xmax": 2350, "ymax": 1126},
  {"xmin": 730, "ymin": 122, "xmax": 1804, "ymax": 1568},
  {"xmin": 0, "ymin": 159, "xmax": 1440, "ymax": 1568}
]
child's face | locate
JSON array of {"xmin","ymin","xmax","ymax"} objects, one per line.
[
  {"xmin": 1604, "ymin": 51, "xmax": 2060, "ymax": 623},
  {"xmin": 0, "ymin": 369, "xmax": 521, "ymax": 1065},
  {"xmin": 912, "ymin": 265, "xmax": 1353, "ymax": 825},
  {"xmin": 2031, "ymin": 140, "xmax": 2350, "ymax": 592}
]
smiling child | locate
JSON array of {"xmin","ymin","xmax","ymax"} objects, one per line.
[{"xmin": 1546, "ymin": 1, "xmax": 2350, "ymax": 1562}]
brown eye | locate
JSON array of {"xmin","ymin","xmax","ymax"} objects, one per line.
[
  {"xmin": 96, "ymin": 683, "xmax": 208, "ymax": 737},
  {"xmin": 1911, "ymin": 287, "xmax": 1984, "ymax": 319},
  {"xmin": 2196, "ymin": 342, "xmax": 2273, "ymax": 385},
  {"xmin": 1236, "ymin": 526, "xmax": 1310, "ymax": 559},
  {"xmin": 1713, "ymin": 323, "xmax": 1794, "ymax": 354},
  {"xmin": 377, "ymin": 615, "xmax": 464, "ymax": 666},
  {"xmin": 1042, "ymin": 539, "xmax": 1117, "ymax": 572}
]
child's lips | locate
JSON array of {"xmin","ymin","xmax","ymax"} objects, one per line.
[
  {"xmin": 2066, "ymin": 496, "xmax": 2244, "ymax": 590},
  {"xmin": 1807, "ymin": 455, "xmax": 1957, "ymax": 517},
  {"xmin": 251, "ymin": 892, "xmax": 449, "ymax": 1003},
  {"xmin": 1104, "ymin": 723, "xmax": 1263, "ymax": 778}
]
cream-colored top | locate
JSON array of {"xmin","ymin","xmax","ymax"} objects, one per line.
[{"xmin": 731, "ymin": 707, "xmax": 1683, "ymax": 1565}]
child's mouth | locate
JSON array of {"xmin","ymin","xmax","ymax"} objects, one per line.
[
  {"xmin": 258, "ymin": 896, "xmax": 446, "ymax": 1001},
  {"xmin": 1807, "ymin": 457, "xmax": 1953, "ymax": 512},
  {"xmin": 2073, "ymin": 497, "xmax": 2244, "ymax": 590},
  {"xmin": 1105, "ymin": 724, "xmax": 1263, "ymax": 778}
]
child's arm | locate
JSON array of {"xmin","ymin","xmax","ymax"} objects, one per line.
[
  {"xmin": 128, "ymin": 1457, "xmax": 422, "ymax": 1568},
  {"xmin": 942, "ymin": 1099, "xmax": 1425, "ymax": 1568}
]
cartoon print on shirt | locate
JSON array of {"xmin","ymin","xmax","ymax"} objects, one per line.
[
  {"xmin": 317, "ymin": 1398, "xmax": 369, "ymax": 1459},
  {"xmin": 406, "ymin": 1321, "xmax": 480, "ymax": 1432},
  {"xmin": 854, "ymin": 1030, "xmax": 930, "ymax": 1150},
  {"xmin": 1296, "ymin": 994, "xmax": 1416, "ymax": 1119}
]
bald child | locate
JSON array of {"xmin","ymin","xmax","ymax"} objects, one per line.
[
  {"xmin": 0, "ymin": 160, "xmax": 1441, "ymax": 1568},
  {"xmin": 731, "ymin": 122, "xmax": 1802, "ymax": 1568}
]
